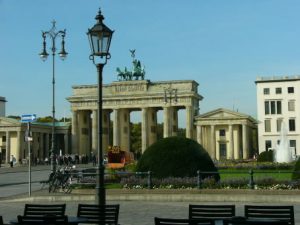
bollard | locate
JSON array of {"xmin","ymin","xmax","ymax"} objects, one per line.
[
  {"xmin": 147, "ymin": 171, "xmax": 152, "ymax": 189},
  {"xmin": 249, "ymin": 169, "xmax": 254, "ymax": 189},
  {"xmin": 197, "ymin": 170, "xmax": 202, "ymax": 189}
]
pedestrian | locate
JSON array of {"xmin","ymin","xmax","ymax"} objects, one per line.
[{"xmin": 10, "ymin": 155, "xmax": 14, "ymax": 168}]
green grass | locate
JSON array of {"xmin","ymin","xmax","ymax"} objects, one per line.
[{"xmin": 219, "ymin": 169, "xmax": 292, "ymax": 181}]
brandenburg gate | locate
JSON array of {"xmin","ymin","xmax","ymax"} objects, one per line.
[{"xmin": 67, "ymin": 79, "xmax": 202, "ymax": 155}]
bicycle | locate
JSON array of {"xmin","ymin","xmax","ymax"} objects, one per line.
[{"xmin": 48, "ymin": 166, "xmax": 74, "ymax": 193}]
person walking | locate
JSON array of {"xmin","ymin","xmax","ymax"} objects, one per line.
[{"xmin": 9, "ymin": 155, "xmax": 14, "ymax": 168}]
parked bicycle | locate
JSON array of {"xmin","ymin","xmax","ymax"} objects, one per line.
[{"xmin": 48, "ymin": 165, "xmax": 75, "ymax": 193}]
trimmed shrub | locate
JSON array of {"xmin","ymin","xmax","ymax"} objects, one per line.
[
  {"xmin": 292, "ymin": 157, "xmax": 300, "ymax": 180},
  {"xmin": 257, "ymin": 150, "xmax": 274, "ymax": 162},
  {"xmin": 136, "ymin": 137, "xmax": 219, "ymax": 180}
]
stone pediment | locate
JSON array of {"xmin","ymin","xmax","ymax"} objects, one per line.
[
  {"xmin": 197, "ymin": 108, "xmax": 251, "ymax": 120},
  {"xmin": 0, "ymin": 117, "xmax": 21, "ymax": 126}
]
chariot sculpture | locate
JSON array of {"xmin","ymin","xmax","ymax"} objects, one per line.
[{"xmin": 116, "ymin": 49, "xmax": 146, "ymax": 81}]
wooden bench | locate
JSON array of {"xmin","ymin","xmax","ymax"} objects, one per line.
[
  {"xmin": 154, "ymin": 217, "xmax": 214, "ymax": 225},
  {"xmin": 17, "ymin": 215, "xmax": 68, "ymax": 225},
  {"xmin": 23, "ymin": 204, "xmax": 66, "ymax": 216},
  {"xmin": 244, "ymin": 205, "xmax": 294, "ymax": 225},
  {"xmin": 189, "ymin": 204, "xmax": 236, "ymax": 220},
  {"xmin": 77, "ymin": 204, "xmax": 119, "ymax": 225}
]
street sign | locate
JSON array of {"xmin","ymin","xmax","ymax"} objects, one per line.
[{"xmin": 21, "ymin": 114, "xmax": 37, "ymax": 123}]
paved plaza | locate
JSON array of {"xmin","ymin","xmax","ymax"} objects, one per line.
[{"xmin": 1, "ymin": 164, "xmax": 300, "ymax": 225}]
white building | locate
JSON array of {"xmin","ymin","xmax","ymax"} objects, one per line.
[
  {"xmin": 0, "ymin": 97, "xmax": 6, "ymax": 117},
  {"xmin": 195, "ymin": 108, "xmax": 257, "ymax": 160},
  {"xmin": 255, "ymin": 76, "xmax": 300, "ymax": 156}
]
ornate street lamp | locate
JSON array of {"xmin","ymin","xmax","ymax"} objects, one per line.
[
  {"xmin": 87, "ymin": 9, "xmax": 113, "ymax": 205},
  {"xmin": 39, "ymin": 20, "xmax": 68, "ymax": 173}
]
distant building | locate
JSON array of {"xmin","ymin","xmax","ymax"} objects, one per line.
[
  {"xmin": 194, "ymin": 108, "xmax": 258, "ymax": 160},
  {"xmin": 255, "ymin": 76, "xmax": 300, "ymax": 156},
  {"xmin": 0, "ymin": 97, "xmax": 6, "ymax": 117},
  {"xmin": 0, "ymin": 117, "xmax": 71, "ymax": 164}
]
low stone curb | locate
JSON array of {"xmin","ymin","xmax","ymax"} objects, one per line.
[{"xmin": 3, "ymin": 189, "xmax": 300, "ymax": 203}]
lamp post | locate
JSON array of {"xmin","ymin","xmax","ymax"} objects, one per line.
[
  {"xmin": 39, "ymin": 21, "xmax": 68, "ymax": 173},
  {"xmin": 87, "ymin": 9, "xmax": 113, "ymax": 205}
]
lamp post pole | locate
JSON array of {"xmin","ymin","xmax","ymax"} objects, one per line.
[
  {"xmin": 39, "ymin": 21, "xmax": 68, "ymax": 173},
  {"xmin": 97, "ymin": 63, "xmax": 105, "ymax": 205},
  {"xmin": 87, "ymin": 9, "xmax": 113, "ymax": 205}
]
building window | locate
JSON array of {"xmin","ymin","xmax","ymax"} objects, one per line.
[
  {"xmin": 290, "ymin": 140, "xmax": 296, "ymax": 156},
  {"xmin": 288, "ymin": 100, "xmax": 295, "ymax": 111},
  {"xmin": 288, "ymin": 87, "xmax": 294, "ymax": 93},
  {"xmin": 289, "ymin": 119, "xmax": 296, "ymax": 131},
  {"xmin": 2, "ymin": 136, "xmax": 6, "ymax": 142},
  {"xmin": 264, "ymin": 101, "xmax": 270, "ymax": 115},
  {"xmin": 271, "ymin": 101, "xmax": 276, "ymax": 114},
  {"xmin": 265, "ymin": 120, "xmax": 271, "ymax": 132},
  {"xmin": 263, "ymin": 88, "xmax": 270, "ymax": 95},
  {"xmin": 264, "ymin": 100, "xmax": 282, "ymax": 115},
  {"xmin": 219, "ymin": 129, "xmax": 226, "ymax": 137},
  {"xmin": 275, "ymin": 87, "xmax": 282, "ymax": 94},
  {"xmin": 219, "ymin": 143, "xmax": 227, "ymax": 159},
  {"xmin": 277, "ymin": 119, "xmax": 283, "ymax": 132},
  {"xmin": 265, "ymin": 140, "xmax": 272, "ymax": 151},
  {"xmin": 277, "ymin": 101, "xmax": 282, "ymax": 114}
]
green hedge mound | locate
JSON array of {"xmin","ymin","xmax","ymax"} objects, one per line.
[
  {"xmin": 257, "ymin": 150, "xmax": 274, "ymax": 162},
  {"xmin": 136, "ymin": 136, "xmax": 220, "ymax": 180},
  {"xmin": 292, "ymin": 157, "xmax": 300, "ymax": 180}
]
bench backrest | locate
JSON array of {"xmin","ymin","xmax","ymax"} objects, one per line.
[
  {"xmin": 244, "ymin": 205, "xmax": 294, "ymax": 225},
  {"xmin": 189, "ymin": 205, "xmax": 236, "ymax": 219},
  {"xmin": 155, "ymin": 217, "xmax": 214, "ymax": 225},
  {"xmin": 24, "ymin": 204, "xmax": 66, "ymax": 216},
  {"xmin": 18, "ymin": 215, "xmax": 68, "ymax": 225},
  {"xmin": 77, "ymin": 204, "xmax": 119, "ymax": 225}
]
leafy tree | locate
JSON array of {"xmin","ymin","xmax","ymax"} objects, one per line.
[
  {"xmin": 7, "ymin": 115, "xmax": 21, "ymax": 120},
  {"xmin": 130, "ymin": 122, "xmax": 142, "ymax": 159},
  {"xmin": 59, "ymin": 117, "xmax": 71, "ymax": 122},
  {"xmin": 36, "ymin": 116, "xmax": 58, "ymax": 123}
]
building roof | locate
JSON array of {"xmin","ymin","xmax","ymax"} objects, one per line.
[
  {"xmin": 255, "ymin": 75, "xmax": 300, "ymax": 83},
  {"xmin": 195, "ymin": 108, "xmax": 257, "ymax": 124},
  {"xmin": 0, "ymin": 96, "xmax": 6, "ymax": 102}
]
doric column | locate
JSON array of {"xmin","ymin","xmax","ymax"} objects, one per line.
[
  {"xmin": 242, "ymin": 124, "xmax": 248, "ymax": 159},
  {"xmin": 119, "ymin": 109, "xmax": 130, "ymax": 151},
  {"xmin": 228, "ymin": 124, "xmax": 234, "ymax": 159},
  {"xmin": 186, "ymin": 106, "xmax": 194, "ymax": 138},
  {"xmin": 197, "ymin": 125, "xmax": 202, "ymax": 145},
  {"xmin": 102, "ymin": 110, "xmax": 111, "ymax": 154},
  {"xmin": 91, "ymin": 110, "xmax": 98, "ymax": 155},
  {"xmin": 163, "ymin": 107, "xmax": 171, "ymax": 138},
  {"xmin": 45, "ymin": 133, "xmax": 50, "ymax": 158},
  {"xmin": 148, "ymin": 108, "xmax": 157, "ymax": 147},
  {"xmin": 16, "ymin": 131, "xmax": 21, "ymax": 163},
  {"xmin": 113, "ymin": 109, "xmax": 120, "ymax": 146},
  {"xmin": 71, "ymin": 110, "xmax": 78, "ymax": 155},
  {"xmin": 142, "ymin": 108, "xmax": 148, "ymax": 153},
  {"xmin": 210, "ymin": 125, "xmax": 216, "ymax": 159},
  {"xmin": 78, "ymin": 110, "xmax": 91, "ymax": 156},
  {"xmin": 171, "ymin": 107, "xmax": 178, "ymax": 136},
  {"xmin": 5, "ymin": 131, "xmax": 10, "ymax": 164}
]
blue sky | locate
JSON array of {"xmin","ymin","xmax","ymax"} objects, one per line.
[{"xmin": 1, "ymin": 0, "xmax": 300, "ymax": 124}]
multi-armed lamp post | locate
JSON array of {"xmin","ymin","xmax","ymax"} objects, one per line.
[
  {"xmin": 87, "ymin": 9, "xmax": 113, "ymax": 205},
  {"xmin": 39, "ymin": 21, "xmax": 68, "ymax": 173}
]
